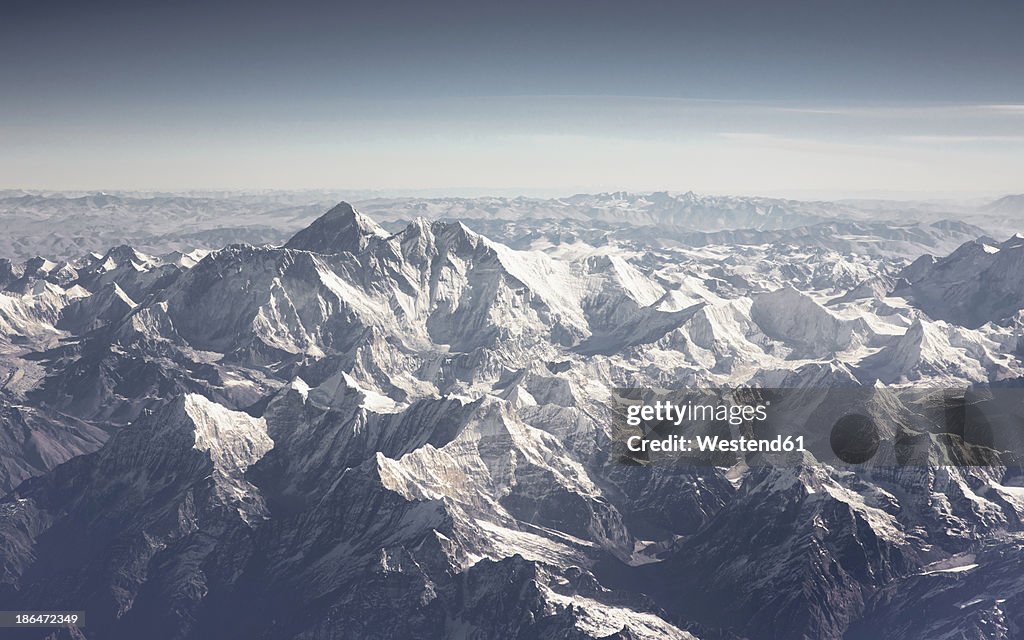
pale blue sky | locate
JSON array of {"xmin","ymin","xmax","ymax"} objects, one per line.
[{"xmin": 2, "ymin": 0, "xmax": 1022, "ymax": 195}]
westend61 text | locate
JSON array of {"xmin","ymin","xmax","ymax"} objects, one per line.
[{"xmin": 626, "ymin": 434, "xmax": 806, "ymax": 454}]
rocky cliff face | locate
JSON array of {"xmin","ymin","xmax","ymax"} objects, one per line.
[{"xmin": 895, "ymin": 235, "xmax": 1024, "ymax": 329}]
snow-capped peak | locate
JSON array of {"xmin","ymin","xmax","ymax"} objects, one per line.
[{"xmin": 284, "ymin": 201, "xmax": 388, "ymax": 254}]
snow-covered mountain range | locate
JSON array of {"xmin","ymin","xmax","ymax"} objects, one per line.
[{"xmin": 1, "ymin": 197, "xmax": 1023, "ymax": 639}]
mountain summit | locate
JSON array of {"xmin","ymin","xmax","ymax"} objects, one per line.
[
  {"xmin": 284, "ymin": 201, "xmax": 388, "ymax": 254},
  {"xmin": 894, "ymin": 234, "xmax": 1024, "ymax": 328}
]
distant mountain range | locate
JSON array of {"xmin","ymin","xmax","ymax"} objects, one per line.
[{"xmin": 0, "ymin": 190, "xmax": 1016, "ymax": 262}]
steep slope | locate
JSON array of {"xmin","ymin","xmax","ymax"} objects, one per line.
[
  {"xmin": 0, "ymin": 395, "xmax": 272, "ymax": 636},
  {"xmin": 0, "ymin": 399, "xmax": 108, "ymax": 493},
  {"xmin": 750, "ymin": 286, "xmax": 857, "ymax": 357},
  {"xmin": 0, "ymin": 282, "xmax": 78, "ymax": 345},
  {"xmin": 57, "ymin": 281, "xmax": 137, "ymax": 333},
  {"xmin": 983, "ymin": 194, "xmax": 1024, "ymax": 216},
  {"xmin": 895, "ymin": 235, "xmax": 1024, "ymax": 328},
  {"xmin": 860, "ymin": 318, "xmax": 1020, "ymax": 384},
  {"xmin": 284, "ymin": 201, "xmax": 388, "ymax": 254}
]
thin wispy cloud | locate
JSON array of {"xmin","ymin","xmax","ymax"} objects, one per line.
[
  {"xmin": 772, "ymin": 104, "xmax": 1024, "ymax": 118},
  {"xmin": 898, "ymin": 134, "xmax": 1024, "ymax": 144}
]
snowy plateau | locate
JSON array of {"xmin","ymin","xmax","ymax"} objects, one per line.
[{"xmin": 1, "ymin": 191, "xmax": 1023, "ymax": 639}]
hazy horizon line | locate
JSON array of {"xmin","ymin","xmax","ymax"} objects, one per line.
[{"xmin": 0, "ymin": 186, "xmax": 1019, "ymax": 204}]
